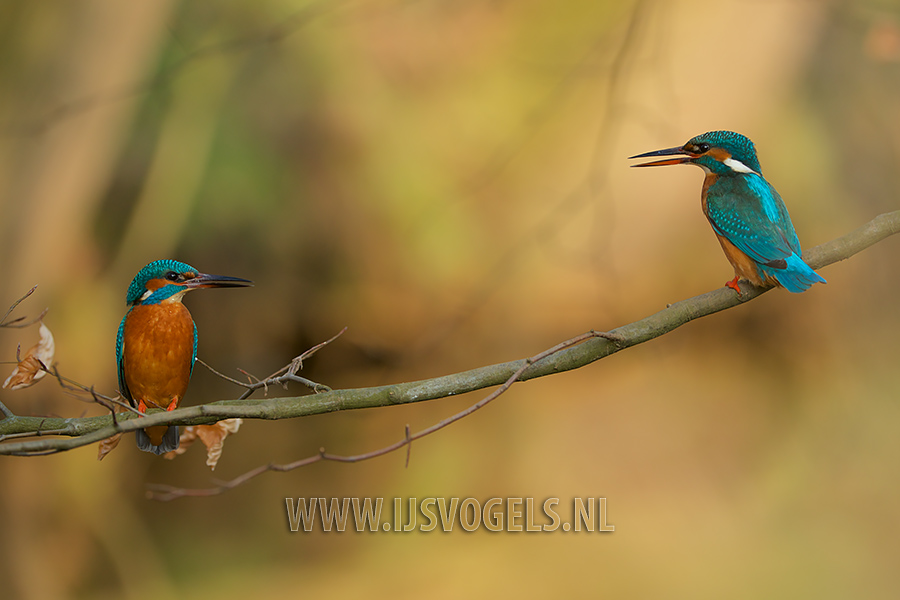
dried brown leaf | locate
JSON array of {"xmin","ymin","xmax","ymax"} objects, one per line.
[
  {"xmin": 96, "ymin": 404, "xmax": 129, "ymax": 460},
  {"xmin": 97, "ymin": 433, "xmax": 123, "ymax": 461},
  {"xmin": 3, "ymin": 322, "xmax": 55, "ymax": 390}
]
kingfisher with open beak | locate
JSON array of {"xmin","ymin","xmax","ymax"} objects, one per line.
[
  {"xmin": 116, "ymin": 259, "xmax": 253, "ymax": 454},
  {"xmin": 630, "ymin": 130, "xmax": 826, "ymax": 293}
]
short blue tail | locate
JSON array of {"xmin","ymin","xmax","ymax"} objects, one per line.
[{"xmin": 762, "ymin": 254, "xmax": 826, "ymax": 293}]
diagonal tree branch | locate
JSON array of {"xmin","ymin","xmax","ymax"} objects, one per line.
[
  {"xmin": 0, "ymin": 210, "xmax": 897, "ymax": 457},
  {"xmin": 146, "ymin": 329, "xmax": 622, "ymax": 500}
]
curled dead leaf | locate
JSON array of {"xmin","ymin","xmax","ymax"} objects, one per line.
[
  {"xmin": 96, "ymin": 404, "xmax": 129, "ymax": 460},
  {"xmin": 163, "ymin": 418, "xmax": 242, "ymax": 470},
  {"xmin": 97, "ymin": 433, "xmax": 123, "ymax": 461},
  {"xmin": 3, "ymin": 322, "xmax": 55, "ymax": 390}
]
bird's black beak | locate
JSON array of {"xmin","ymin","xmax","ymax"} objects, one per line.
[
  {"xmin": 628, "ymin": 145, "xmax": 694, "ymax": 167},
  {"xmin": 183, "ymin": 272, "xmax": 254, "ymax": 289}
]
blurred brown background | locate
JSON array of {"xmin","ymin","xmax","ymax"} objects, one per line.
[{"xmin": 1, "ymin": 0, "xmax": 899, "ymax": 598}]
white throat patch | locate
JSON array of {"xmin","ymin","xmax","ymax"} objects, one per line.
[{"xmin": 162, "ymin": 289, "xmax": 189, "ymax": 303}]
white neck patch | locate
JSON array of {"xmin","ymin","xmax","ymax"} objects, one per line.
[
  {"xmin": 723, "ymin": 157, "xmax": 758, "ymax": 175},
  {"xmin": 162, "ymin": 289, "xmax": 189, "ymax": 304}
]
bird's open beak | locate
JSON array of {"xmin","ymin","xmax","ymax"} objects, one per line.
[
  {"xmin": 183, "ymin": 272, "xmax": 254, "ymax": 289},
  {"xmin": 628, "ymin": 146, "xmax": 694, "ymax": 167}
]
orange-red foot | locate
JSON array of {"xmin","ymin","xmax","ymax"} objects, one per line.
[
  {"xmin": 137, "ymin": 399, "xmax": 148, "ymax": 413},
  {"xmin": 725, "ymin": 276, "xmax": 742, "ymax": 295},
  {"xmin": 166, "ymin": 397, "xmax": 179, "ymax": 411}
]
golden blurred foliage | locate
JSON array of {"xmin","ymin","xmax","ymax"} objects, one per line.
[{"xmin": 1, "ymin": 1, "xmax": 899, "ymax": 598}]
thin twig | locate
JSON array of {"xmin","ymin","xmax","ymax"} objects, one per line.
[
  {"xmin": 0, "ymin": 428, "xmax": 69, "ymax": 442},
  {"xmin": 0, "ymin": 364, "xmax": 135, "ymax": 441},
  {"xmin": 3, "ymin": 307, "xmax": 50, "ymax": 329},
  {"xmin": 1, "ymin": 286, "xmax": 36, "ymax": 326},
  {"xmin": 404, "ymin": 424, "xmax": 412, "ymax": 468},
  {"xmin": 146, "ymin": 330, "xmax": 621, "ymax": 500},
  {"xmin": 1, "ymin": 286, "xmax": 47, "ymax": 328},
  {"xmin": 198, "ymin": 327, "xmax": 345, "ymax": 399},
  {"xmin": 47, "ymin": 365, "xmax": 141, "ymax": 416},
  {"xmin": 0, "ymin": 401, "xmax": 15, "ymax": 419},
  {"xmin": 195, "ymin": 358, "xmax": 250, "ymax": 387}
]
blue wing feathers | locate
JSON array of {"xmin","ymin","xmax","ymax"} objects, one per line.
[
  {"xmin": 116, "ymin": 312, "xmax": 134, "ymax": 406},
  {"xmin": 706, "ymin": 173, "xmax": 824, "ymax": 293},
  {"xmin": 743, "ymin": 173, "xmax": 782, "ymax": 223},
  {"xmin": 191, "ymin": 322, "xmax": 198, "ymax": 377},
  {"xmin": 706, "ymin": 174, "xmax": 798, "ymax": 263}
]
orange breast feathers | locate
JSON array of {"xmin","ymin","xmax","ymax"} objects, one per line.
[{"xmin": 122, "ymin": 302, "xmax": 196, "ymax": 410}]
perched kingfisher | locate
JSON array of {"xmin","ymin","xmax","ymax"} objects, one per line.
[
  {"xmin": 629, "ymin": 131, "xmax": 826, "ymax": 293},
  {"xmin": 117, "ymin": 259, "xmax": 252, "ymax": 454}
]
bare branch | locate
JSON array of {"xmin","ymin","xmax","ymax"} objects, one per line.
[
  {"xmin": 0, "ymin": 401, "xmax": 14, "ymax": 420},
  {"xmin": 1, "ymin": 287, "xmax": 44, "ymax": 419},
  {"xmin": 146, "ymin": 329, "xmax": 620, "ymax": 500},
  {"xmin": 0, "ymin": 286, "xmax": 46, "ymax": 329},
  {"xmin": 0, "ymin": 211, "xmax": 897, "ymax": 467},
  {"xmin": 198, "ymin": 327, "xmax": 344, "ymax": 398},
  {"xmin": 47, "ymin": 365, "xmax": 141, "ymax": 417}
]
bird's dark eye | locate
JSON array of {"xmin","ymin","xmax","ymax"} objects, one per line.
[
  {"xmin": 697, "ymin": 143, "xmax": 710, "ymax": 153},
  {"xmin": 165, "ymin": 271, "xmax": 180, "ymax": 282}
]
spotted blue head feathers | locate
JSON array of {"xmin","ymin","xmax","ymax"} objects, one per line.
[{"xmin": 125, "ymin": 259, "xmax": 252, "ymax": 306}]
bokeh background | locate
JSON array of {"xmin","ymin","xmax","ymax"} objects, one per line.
[{"xmin": 1, "ymin": 0, "xmax": 899, "ymax": 598}]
